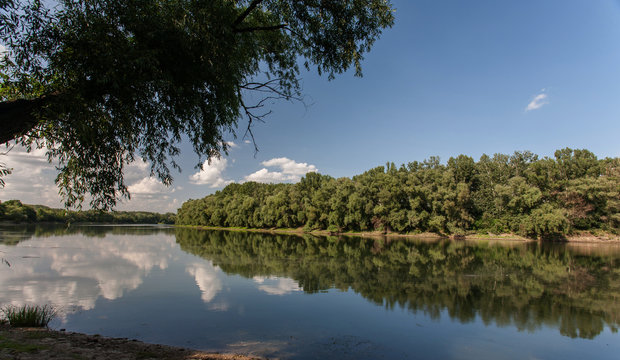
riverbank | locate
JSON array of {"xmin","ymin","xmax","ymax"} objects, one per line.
[
  {"xmin": 175, "ymin": 225, "xmax": 620, "ymax": 243},
  {"xmin": 0, "ymin": 325, "xmax": 263, "ymax": 360}
]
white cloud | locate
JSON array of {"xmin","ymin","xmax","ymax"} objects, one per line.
[
  {"xmin": 525, "ymin": 90, "xmax": 549, "ymax": 111},
  {"xmin": 189, "ymin": 157, "xmax": 233, "ymax": 188},
  {"xmin": 117, "ymin": 161, "xmax": 181, "ymax": 212},
  {"xmin": 225, "ymin": 141, "xmax": 238, "ymax": 148},
  {"xmin": 244, "ymin": 140, "xmax": 252, "ymax": 144},
  {"xmin": 0, "ymin": 146, "xmax": 181, "ymax": 212},
  {"xmin": 244, "ymin": 157, "xmax": 317, "ymax": 183},
  {"xmin": 244, "ymin": 168, "xmax": 293, "ymax": 183},
  {"xmin": 262, "ymin": 158, "xmax": 317, "ymax": 175},
  {"xmin": 124, "ymin": 160, "xmax": 150, "ymax": 183},
  {"xmin": 0, "ymin": 146, "xmax": 63, "ymax": 208},
  {"xmin": 127, "ymin": 177, "xmax": 168, "ymax": 195}
]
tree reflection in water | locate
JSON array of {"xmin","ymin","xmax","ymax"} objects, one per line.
[
  {"xmin": 175, "ymin": 228, "xmax": 620, "ymax": 339},
  {"xmin": 2, "ymin": 225, "xmax": 618, "ymax": 340}
]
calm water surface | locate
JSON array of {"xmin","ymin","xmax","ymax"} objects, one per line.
[{"xmin": 1, "ymin": 225, "xmax": 619, "ymax": 359}]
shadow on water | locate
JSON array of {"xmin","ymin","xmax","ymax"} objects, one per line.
[{"xmin": 175, "ymin": 228, "xmax": 620, "ymax": 340}]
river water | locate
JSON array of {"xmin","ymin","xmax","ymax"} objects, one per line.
[{"xmin": 1, "ymin": 224, "xmax": 619, "ymax": 359}]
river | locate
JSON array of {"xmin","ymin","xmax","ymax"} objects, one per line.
[{"xmin": 1, "ymin": 224, "xmax": 619, "ymax": 359}]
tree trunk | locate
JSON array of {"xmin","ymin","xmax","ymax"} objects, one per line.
[{"xmin": 0, "ymin": 94, "xmax": 59, "ymax": 144}]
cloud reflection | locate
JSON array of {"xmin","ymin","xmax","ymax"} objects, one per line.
[
  {"xmin": 253, "ymin": 276, "xmax": 301, "ymax": 295},
  {"xmin": 0, "ymin": 232, "xmax": 178, "ymax": 320},
  {"xmin": 185, "ymin": 262, "xmax": 223, "ymax": 303}
]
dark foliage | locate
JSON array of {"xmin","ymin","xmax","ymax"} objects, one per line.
[
  {"xmin": 0, "ymin": 199, "xmax": 175, "ymax": 224},
  {"xmin": 0, "ymin": 0, "xmax": 395, "ymax": 209},
  {"xmin": 177, "ymin": 148, "xmax": 620, "ymax": 239}
]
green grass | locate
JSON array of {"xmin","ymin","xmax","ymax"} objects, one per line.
[
  {"xmin": 1, "ymin": 305, "xmax": 56, "ymax": 328},
  {"xmin": 0, "ymin": 335, "xmax": 48, "ymax": 353}
]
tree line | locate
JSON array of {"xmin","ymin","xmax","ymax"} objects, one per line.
[
  {"xmin": 0, "ymin": 200, "xmax": 175, "ymax": 224},
  {"xmin": 176, "ymin": 228, "xmax": 620, "ymax": 339},
  {"xmin": 176, "ymin": 148, "xmax": 620, "ymax": 239}
]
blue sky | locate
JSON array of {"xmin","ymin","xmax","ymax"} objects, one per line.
[{"xmin": 2, "ymin": 0, "xmax": 620, "ymax": 212}]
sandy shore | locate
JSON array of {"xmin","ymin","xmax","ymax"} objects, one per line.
[{"xmin": 0, "ymin": 326, "xmax": 264, "ymax": 360}]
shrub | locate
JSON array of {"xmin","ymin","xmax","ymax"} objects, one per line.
[
  {"xmin": 2, "ymin": 305, "xmax": 56, "ymax": 327},
  {"xmin": 523, "ymin": 204, "xmax": 570, "ymax": 239}
]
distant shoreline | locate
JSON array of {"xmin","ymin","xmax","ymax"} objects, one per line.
[
  {"xmin": 174, "ymin": 225, "xmax": 620, "ymax": 244},
  {"xmin": 3, "ymin": 221, "xmax": 617, "ymax": 243}
]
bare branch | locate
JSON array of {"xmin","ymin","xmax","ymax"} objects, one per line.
[
  {"xmin": 239, "ymin": 96, "xmax": 262, "ymax": 155},
  {"xmin": 237, "ymin": 78, "xmax": 305, "ymax": 156},
  {"xmin": 241, "ymin": 79, "xmax": 281, "ymax": 89},
  {"xmin": 240, "ymin": 78, "xmax": 303, "ymax": 101}
]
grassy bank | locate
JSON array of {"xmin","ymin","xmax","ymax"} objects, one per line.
[{"xmin": 175, "ymin": 224, "xmax": 620, "ymax": 243}]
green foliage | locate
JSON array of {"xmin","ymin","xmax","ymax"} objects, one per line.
[
  {"xmin": 1, "ymin": 304, "xmax": 56, "ymax": 327},
  {"xmin": 0, "ymin": 0, "xmax": 395, "ymax": 209},
  {"xmin": 523, "ymin": 204, "xmax": 570, "ymax": 239},
  {"xmin": 177, "ymin": 148, "xmax": 620, "ymax": 239},
  {"xmin": 0, "ymin": 200, "xmax": 36, "ymax": 222},
  {"xmin": 0, "ymin": 336, "xmax": 48, "ymax": 353},
  {"xmin": 0, "ymin": 159, "xmax": 10, "ymax": 188},
  {"xmin": 0, "ymin": 200, "xmax": 175, "ymax": 224}
]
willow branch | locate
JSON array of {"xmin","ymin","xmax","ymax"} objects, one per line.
[
  {"xmin": 232, "ymin": 0, "xmax": 265, "ymax": 28},
  {"xmin": 0, "ymin": 92, "xmax": 62, "ymax": 144},
  {"xmin": 233, "ymin": 24, "xmax": 287, "ymax": 33}
]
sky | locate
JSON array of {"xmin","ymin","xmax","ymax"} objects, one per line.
[{"xmin": 2, "ymin": 0, "xmax": 620, "ymax": 213}]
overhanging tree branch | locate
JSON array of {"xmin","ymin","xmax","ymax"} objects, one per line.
[
  {"xmin": 238, "ymin": 78, "xmax": 305, "ymax": 155},
  {"xmin": 232, "ymin": 0, "xmax": 266, "ymax": 28},
  {"xmin": 0, "ymin": 92, "xmax": 61, "ymax": 144},
  {"xmin": 233, "ymin": 23, "xmax": 288, "ymax": 33},
  {"xmin": 0, "ymin": 0, "xmax": 395, "ymax": 209}
]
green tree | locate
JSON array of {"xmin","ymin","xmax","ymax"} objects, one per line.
[
  {"xmin": 327, "ymin": 177, "xmax": 354, "ymax": 232},
  {"xmin": 473, "ymin": 153, "xmax": 512, "ymax": 225},
  {"xmin": 0, "ymin": 0, "xmax": 394, "ymax": 208},
  {"xmin": 554, "ymin": 148, "xmax": 600, "ymax": 181},
  {"xmin": 0, "ymin": 199, "xmax": 36, "ymax": 222},
  {"xmin": 175, "ymin": 149, "xmax": 619, "ymax": 239}
]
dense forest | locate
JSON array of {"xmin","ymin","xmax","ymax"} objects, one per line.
[
  {"xmin": 0, "ymin": 200, "xmax": 175, "ymax": 224},
  {"xmin": 176, "ymin": 229, "xmax": 620, "ymax": 339},
  {"xmin": 176, "ymin": 148, "xmax": 620, "ymax": 239}
]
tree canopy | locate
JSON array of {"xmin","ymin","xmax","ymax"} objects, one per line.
[
  {"xmin": 0, "ymin": 0, "xmax": 395, "ymax": 208},
  {"xmin": 176, "ymin": 148, "xmax": 620, "ymax": 239}
]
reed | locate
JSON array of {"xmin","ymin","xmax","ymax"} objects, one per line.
[{"xmin": 2, "ymin": 305, "xmax": 56, "ymax": 327}]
